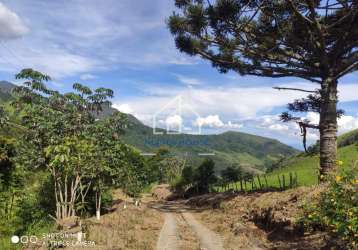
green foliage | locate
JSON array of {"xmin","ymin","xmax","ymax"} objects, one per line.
[
  {"xmin": 298, "ymin": 163, "xmax": 358, "ymax": 248},
  {"xmin": 0, "ymin": 136, "xmax": 17, "ymax": 186},
  {"xmin": 1, "ymin": 69, "xmax": 151, "ymax": 225},
  {"xmin": 123, "ymin": 117, "xmax": 298, "ymax": 173},
  {"xmin": 168, "ymin": 1, "xmax": 357, "ymax": 81},
  {"xmin": 170, "ymin": 165, "xmax": 194, "ymax": 194},
  {"xmin": 194, "ymin": 158, "xmax": 217, "ymax": 193},
  {"xmin": 0, "ymin": 105, "xmax": 9, "ymax": 126},
  {"xmin": 84, "ymin": 188, "xmax": 114, "ymax": 216},
  {"xmin": 265, "ymin": 130, "xmax": 358, "ymax": 188},
  {"xmin": 338, "ymin": 129, "xmax": 358, "ymax": 148},
  {"xmin": 171, "ymin": 158, "xmax": 218, "ymax": 195},
  {"xmin": 221, "ymin": 164, "xmax": 242, "ymax": 184}
]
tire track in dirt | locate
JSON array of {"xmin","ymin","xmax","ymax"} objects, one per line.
[
  {"xmin": 156, "ymin": 213, "xmax": 179, "ymax": 250},
  {"xmin": 154, "ymin": 200, "xmax": 224, "ymax": 250},
  {"xmin": 182, "ymin": 212, "xmax": 224, "ymax": 250}
]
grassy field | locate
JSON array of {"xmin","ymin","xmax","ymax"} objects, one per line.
[{"xmin": 217, "ymin": 143, "xmax": 358, "ymax": 192}]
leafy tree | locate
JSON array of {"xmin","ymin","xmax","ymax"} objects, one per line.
[
  {"xmin": 45, "ymin": 137, "xmax": 96, "ymax": 220},
  {"xmin": 168, "ymin": 0, "xmax": 358, "ymax": 176},
  {"xmin": 194, "ymin": 158, "xmax": 217, "ymax": 193},
  {"xmin": 147, "ymin": 147, "xmax": 171, "ymax": 183},
  {"xmin": 0, "ymin": 106, "xmax": 8, "ymax": 127},
  {"xmin": 85, "ymin": 112, "xmax": 131, "ymax": 220},
  {"xmin": 221, "ymin": 164, "xmax": 242, "ymax": 184},
  {"xmin": 0, "ymin": 137, "xmax": 22, "ymax": 220},
  {"xmin": 118, "ymin": 148, "xmax": 149, "ymax": 197},
  {"xmin": 181, "ymin": 165, "xmax": 194, "ymax": 185},
  {"xmin": 12, "ymin": 69, "xmax": 114, "ymax": 221}
]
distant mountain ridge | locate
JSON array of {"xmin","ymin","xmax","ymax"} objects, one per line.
[
  {"xmin": 0, "ymin": 81, "xmax": 15, "ymax": 102},
  {"xmin": 121, "ymin": 113, "xmax": 299, "ymax": 173},
  {"xmin": 0, "ymin": 80, "xmax": 299, "ymax": 173}
]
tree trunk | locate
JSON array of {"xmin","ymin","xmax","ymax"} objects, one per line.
[
  {"xmin": 96, "ymin": 190, "xmax": 101, "ymax": 221},
  {"xmin": 319, "ymin": 77, "xmax": 338, "ymax": 176}
]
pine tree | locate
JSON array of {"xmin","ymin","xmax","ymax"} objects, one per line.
[{"xmin": 168, "ymin": 0, "xmax": 358, "ymax": 176}]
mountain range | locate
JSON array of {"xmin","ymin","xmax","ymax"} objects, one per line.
[{"xmin": 0, "ymin": 81, "xmax": 299, "ymax": 173}]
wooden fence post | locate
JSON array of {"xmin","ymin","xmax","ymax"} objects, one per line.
[
  {"xmin": 257, "ymin": 176, "xmax": 262, "ymax": 190},
  {"xmin": 277, "ymin": 175, "xmax": 282, "ymax": 190},
  {"xmin": 282, "ymin": 174, "xmax": 286, "ymax": 190},
  {"xmin": 264, "ymin": 175, "xmax": 268, "ymax": 189}
]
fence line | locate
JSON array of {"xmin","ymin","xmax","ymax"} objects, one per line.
[{"xmin": 216, "ymin": 171, "xmax": 299, "ymax": 193}]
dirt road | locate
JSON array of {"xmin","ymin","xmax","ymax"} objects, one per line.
[
  {"xmin": 156, "ymin": 213, "xmax": 179, "ymax": 250},
  {"xmin": 152, "ymin": 201, "xmax": 224, "ymax": 250}
]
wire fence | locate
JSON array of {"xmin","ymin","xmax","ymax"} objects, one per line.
[{"xmin": 215, "ymin": 172, "xmax": 299, "ymax": 193}]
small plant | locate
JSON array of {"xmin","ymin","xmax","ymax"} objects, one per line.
[{"xmin": 298, "ymin": 161, "xmax": 358, "ymax": 248}]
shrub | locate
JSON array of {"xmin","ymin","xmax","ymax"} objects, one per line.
[{"xmin": 299, "ymin": 161, "xmax": 358, "ymax": 248}]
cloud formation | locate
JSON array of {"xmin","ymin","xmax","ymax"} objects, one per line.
[
  {"xmin": 80, "ymin": 74, "xmax": 97, "ymax": 81},
  {"xmin": 114, "ymin": 82, "xmax": 358, "ymax": 121},
  {"xmin": 0, "ymin": 2, "xmax": 28, "ymax": 40},
  {"xmin": 0, "ymin": 0, "xmax": 192, "ymax": 78}
]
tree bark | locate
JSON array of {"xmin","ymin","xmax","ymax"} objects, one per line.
[
  {"xmin": 95, "ymin": 190, "xmax": 101, "ymax": 221},
  {"xmin": 319, "ymin": 77, "xmax": 338, "ymax": 176}
]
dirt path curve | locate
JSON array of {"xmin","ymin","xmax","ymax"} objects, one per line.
[
  {"xmin": 182, "ymin": 212, "xmax": 224, "ymax": 250},
  {"xmin": 156, "ymin": 213, "xmax": 179, "ymax": 250}
]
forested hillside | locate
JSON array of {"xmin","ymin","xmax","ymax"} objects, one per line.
[
  {"xmin": 0, "ymin": 81, "xmax": 298, "ymax": 174},
  {"xmin": 122, "ymin": 116, "xmax": 299, "ymax": 173}
]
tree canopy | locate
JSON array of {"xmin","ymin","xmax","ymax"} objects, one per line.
[
  {"xmin": 169, "ymin": 0, "xmax": 357, "ymax": 81},
  {"xmin": 169, "ymin": 0, "xmax": 358, "ymax": 175}
]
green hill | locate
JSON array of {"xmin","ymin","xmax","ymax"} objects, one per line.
[
  {"xmin": 0, "ymin": 81, "xmax": 14, "ymax": 102},
  {"xmin": 0, "ymin": 81, "xmax": 299, "ymax": 173},
  {"xmin": 122, "ymin": 114, "xmax": 298, "ymax": 173},
  {"xmin": 265, "ymin": 130, "xmax": 358, "ymax": 186}
]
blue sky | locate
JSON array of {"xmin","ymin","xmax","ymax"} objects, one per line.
[{"xmin": 0, "ymin": 0, "xmax": 357, "ymax": 149}]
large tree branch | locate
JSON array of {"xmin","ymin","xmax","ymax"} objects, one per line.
[
  {"xmin": 335, "ymin": 51, "xmax": 358, "ymax": 78},
  {"xmin": 335, "ymin": 61, "xmax": 358, "ymax": 79},
  {"xmin": 273, "ymin": 87, "xmax": 319, "ymax": 93},
  {"xmin": 288, "ymin": 0, "xmax": 314, "ymax": 24}
]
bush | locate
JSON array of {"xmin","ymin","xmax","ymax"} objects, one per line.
[
  {"xmin": 299, "ymin": 161, "xmax": 358, "ymax": 248},
  {"xmin": 81, "ymin": 188, "xmax": 114, "ymax": 217}
]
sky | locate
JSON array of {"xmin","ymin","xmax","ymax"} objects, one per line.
[{"xmin": 0, "ymin": 0, "xmax": 357, "ymax": 149}]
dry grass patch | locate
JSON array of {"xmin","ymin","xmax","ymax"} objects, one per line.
[
  {"xmin": 76, "ymin": 202, "xmax": 163, "ymax": 250},
  {"xmin": 192, "ymin": 186, "xmax": 331, "ymax": 250}
]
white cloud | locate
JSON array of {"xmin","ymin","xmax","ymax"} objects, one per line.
[
  {"xmin": 112, "ymin": 103, "xmax": 133, "ymax": 114},
  {"xmin": 113, "ymin": 83, "xmax": 312, "ymax": 121},
  {"xmin": 301, "ymin": 112, "xmax": 358, "ymax": 134},
  {"xmin": 165, "ymin": 115, "xmax": 182, "ymax": 128},
  {"xmin": 0, "ymin": 0, "xmax": 195, "ymax": 78},
  {"xmin": 194, "ymin": 115, "xmax": 224, "ymax": 128},
  {"xmin": 193, "ymin": 115, "xmax": 243, "ymax": 129},
  {"xmin": 175, "ymin": 74, "xmax": 202, "ymax": 86},
  {"xmin": 226, "ymin": 121, "xmax": 243, "ymax": 129},
  {"xmin": 80, "ymin": 73, "xmax": 97, "ymax": 81},
  {"xmin": 338, "ymin": 115, "xmax": 358, "ymax": 132},
  {"xmin": 0, "ymin": 3, "xmax": 28, "ymax": 40},
  {"xmin": 114, "ymin": 82, "xmax": 358, "ymax": 126},
  {"xmin": 306, "ymin": 112, "xmax": 320, "ymax": 124},
  {"xmin": 268, "ymin": 123, "xmax": 289, "ymax": 131}
]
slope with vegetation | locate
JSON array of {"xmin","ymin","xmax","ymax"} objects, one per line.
[
  {"xmin": 267, "ymin": 129, "xmax": 358, "ymax": 186},
  {"xmin": 122, "ymin": 113, "xmax": 299, "ymax": 173},
  {"xmin": 0, "ymin": 70, "xmax": 154, "ymax": 249},
  {"xmin": 0, "ymin": 80, "xmax": 298, "ymax": 175}
]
